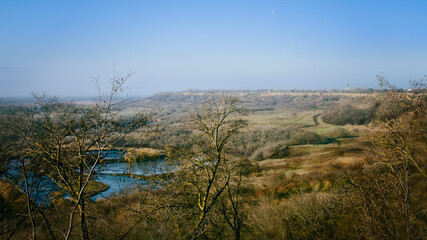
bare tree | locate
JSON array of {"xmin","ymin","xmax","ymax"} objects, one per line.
[
  {"xmin": 217, "ymin": 158, "xmax": 254, "ymax": 240},
  {"xmin": 0, "ymin": 106, "xmax": 57, "ymax": 240},
  {"xmin": 364, "ymin": 75, "xmax": 427, "ymax": 239},
  {"xmin": 1, "ymin": 73, "xmax": 149, "ymax": 240},
  {"xmin": 173, "ymin": 94, "xmax": 247, "ymax": 239}
]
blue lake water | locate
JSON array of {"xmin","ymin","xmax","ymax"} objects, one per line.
[
  {"xmin": 98, "ymin": 159, "xmax": 174, "ymax": 175},
  {"xmin": 6, "ymin": 150, "xmax": 175, "ymax": 201},
  {"xmin": 91, "ymin": 158, "xmax": 175, "ymax": 200}
]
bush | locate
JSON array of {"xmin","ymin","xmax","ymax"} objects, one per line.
[
  {"xmin": 324, "ymin": 127, "xmax": 356, "ymax": 138},
  {"xmin": 322, "ymin": 104, "xmax": 372, "ymax": 125},
  {"xmin": 123, "ymin": 148, "xmax": 164, "ymax": 161},
  {"xmin": 249, "ymin": 194, "xmax": 348, "ymax": 239},
  {"xmin": 248, "ymin": 130, "xmax": 333, "ymax": 160},
  {"xmin": 250, "ymin": 142, "xmax": 289, "ymax": 160},
  {"xmin": 232, "ymin": 127, "xmax": 299, "ymax": 158},
  {"xmin": 287, "ymin": 131, "xmax": 331, "ymax": 145}
]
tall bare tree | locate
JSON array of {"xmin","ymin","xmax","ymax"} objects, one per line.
[
  {"xmin": 173, "ymin": 94, "xmax": 247, "ymax": 239},
  {"xmin": 0, "ymin": 106, "xmax": 58, "ymax": 240},
  {"xmin": 365, "ymin": 75, "xmax": 427, "ymax": 239},
  {"xmin": 1, "ymin": 73, "xmax": 149, "ymax": 240}
]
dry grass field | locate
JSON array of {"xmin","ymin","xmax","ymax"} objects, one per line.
[
  {"xmin": 254, "ymin": 137, "xmax": 369, "ymax": 197},
  {"xmin": 1, "ymin": 89, "xmax": 425, "ymax": 239}
]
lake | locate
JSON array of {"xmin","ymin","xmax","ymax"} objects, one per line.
[
  {"xmin": 91, "ymin": 158, "xmax": 175, "ymax": 200},
  {"xmin": 6, "ymin": 150, "xmax": 175, "ymax": 202}
]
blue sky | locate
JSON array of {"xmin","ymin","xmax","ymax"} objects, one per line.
[{"xmin": 1, "ymin": 0, "xmax": 426, "ymax": 97}]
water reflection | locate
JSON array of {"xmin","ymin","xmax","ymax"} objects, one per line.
[
  {"xmin": 91, "ymin": 159, "xmax": 175, "ymax": 200},
  {"xmin": 98, "ymin": 159, "xmax": 174, "ymax": 175},
  {"xmin": 5, "ymin": 152, "xmax": 175, "ymax": 201}
]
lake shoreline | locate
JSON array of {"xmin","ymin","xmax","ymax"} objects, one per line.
[{"xmin": 97, "ymin": 172, "xmax": 174, "ymax": 181}]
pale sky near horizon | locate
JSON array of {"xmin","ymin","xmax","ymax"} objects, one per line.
[{"xmin": 1, "ymin": 0, "xmax": 426, "ymax": 97}]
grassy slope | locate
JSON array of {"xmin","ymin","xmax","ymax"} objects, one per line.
[
  {"xmin": 121, "ymin": 91, "xmax": 374, "ymax": 199},
  {"xmin": 243, "ymin": 104, "xmax": 371, "ymax": 199},
  {"xmin": 250, "ymin": 137, "xmax": 370, "ymax": 202}
]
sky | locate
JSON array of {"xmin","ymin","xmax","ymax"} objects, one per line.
[{"xmin": 1, "ymin": 0, "xmax": 427, "ymax": 97}]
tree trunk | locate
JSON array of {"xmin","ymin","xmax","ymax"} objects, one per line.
[
  {"xmin": 193, "ymin": 212, "xmax": 207, "ymax": 240},
  {"xmin": 234, "ymin": 219, "xmax": 241, "ymax": 240},
  {"xmin": 78, "ymin": 199, "xmax": 90, "ymax": 240}
]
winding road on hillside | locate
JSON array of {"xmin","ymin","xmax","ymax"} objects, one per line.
[{"xmin": 312, "ymin": 114, "xmax": 321, "ymax": 126}]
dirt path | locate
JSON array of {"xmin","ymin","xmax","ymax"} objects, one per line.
[{"xmin": 312, "ymin": 114, "xmax": 320, "ymax": 126}]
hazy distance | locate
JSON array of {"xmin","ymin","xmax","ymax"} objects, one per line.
[{"xmin": 1, "ymin": 1, "xmax": 427, "ymax": 97}]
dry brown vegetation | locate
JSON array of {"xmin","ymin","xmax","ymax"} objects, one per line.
[
  {"xmin": 123, "ymin": 148, "xmax": 164, "ymax": 161},
  {"xmin": 0, "ymin": 84, "xmax": 426, "ymax": 239}
]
